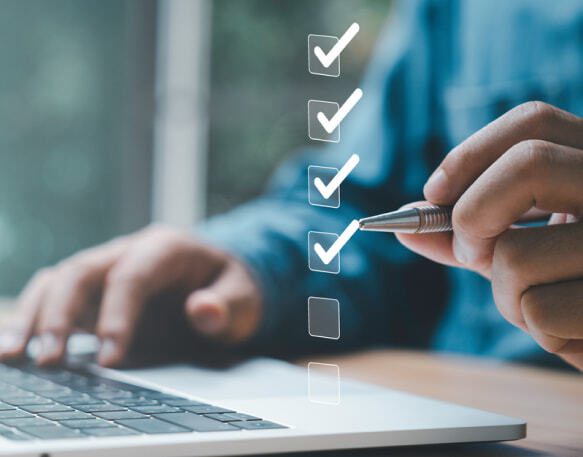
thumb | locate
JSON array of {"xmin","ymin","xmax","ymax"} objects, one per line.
[
  {"xmin": 394, "ymin": 201, "xmax": 463, "ymax": 269},
  {"xmin": 184, "ymin": 258, "xmax": 262, "ymax": 343},
  {"xmin": 185, "ymin": 288, "xmax": 230, "ymax": 337}
]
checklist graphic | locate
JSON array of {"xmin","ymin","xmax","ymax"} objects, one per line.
[
  {"xmin": 308, "ymin": 220, "xmax": 360, "ymax": 274},
  {"xmin": 308, "ymin": 362, "xmax": 341, "ymax": 405},
  {"xmin": 308, "ymin": 166, "xmax": 341, "ymax": 208},
  {"xmin": 308, "ymin": 88, "xmax": 363, "ymax": 142},
  {"xmin": 305, "ymin": 23, "xmax": 362, "ymax": 403},
  {"xmin": 308, "ymin": 153, "xmax": 360, "ymax": 208},
  {"xmin": 308, "ymin": 297, "xmax": 340, "ymax": 340},
  {"xmin": 308, "ymin": 100, "xmax": 340, "ymax": 142},
  {"xmin": 308, "ymin": 22, "xmax": 360, "ymax": 77},
  {"xmin": 308, "ymin": 34, "xmax": 341, "ymax": 77},
  {"xmin": 308, "ymin": 231, "xmax": 341, "ymax": 274},
  {"xmin": 313, "ymin": 220, "xmax": 359, "ymax": 266}
]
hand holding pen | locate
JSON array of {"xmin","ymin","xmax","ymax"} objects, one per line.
[{"xmin": 361, "ymin": 102, "xmax": 583, "ymax": 371}]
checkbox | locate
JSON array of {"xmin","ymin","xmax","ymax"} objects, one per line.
[
  {"xmin": 308, "ymin": 166, "xmax": 340, "ymax": 208},
  {"xmin": 308, "ymin": 297, "xmax": 340, "ymax": 340},
  {"xmin": 308, "ymin": 231, "xmax": 340, "ymax": 274},
  {"xmin": 308, "ymin": 34, "xmax": 340, "ymax": 77},
  {"xmin": 308, "ymin": 100, "xmax": 340, "ymax": 143},
  {"xmin": 308, "ymin": 362, "xmax": 341, "ymax": 405}
]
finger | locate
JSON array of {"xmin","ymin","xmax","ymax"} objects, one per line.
[
  {"xmin": 185, "ymin": 289, "xmax": 229, "ymax": 337},
  {"xmin": 95, "ymin": 231, "xmax": 200, "ymax": 367},
  {"xmin": 96, "ymin": 261, "xmax": 156, "ymax": 367},
  {"xmin": 521, "ymin": 279, "xmax": 583, "ymax": 341},
  {"xmin": 33, "ymin": 241, "xmax": 127, "ymax": 365},
  {"xmin": 520, "ymin": 279, "xmax": 583, "ymax": 361},
  {"xmin": 393, "ymin": 202, "xmax": 462, "ymax": 268},
  {"xmin": 185, "ymin": 259, "xmax": 261, "ymax": 343},
  {"xmin": 452, "ymin": 141, "xmax": 583, "ymax": 270},
  {"xmin": 424, "ymin": 101, "xmax": 583, "ymax": 203},
  {"xmin": 558, "ymin": 352, "xmax": 583, "ymax": 372},
  {"xmin": 395, "ymin": 203, "xmax": 545, "ymax": 273},
  {"xmin": 492, "ymin": 222, "xmax": 583, "ymax": 329},
  {"xmin": 0, "ymin": 269, "xmax": 53, "ymax": 360},
  {"xmin": 522, "ymin": 207, "xmax": 551, "ymax": 222}
]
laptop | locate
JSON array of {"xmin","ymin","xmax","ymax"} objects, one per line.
[{"xmin": 0, "ymin": 346, "xmax": 525, "ymax": 457}]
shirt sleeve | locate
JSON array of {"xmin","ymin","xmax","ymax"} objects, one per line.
[{"xmin": 199, "ymin": 0, "xmax": 447, "ymax": 357}]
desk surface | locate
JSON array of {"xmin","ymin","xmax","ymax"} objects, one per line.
[
  {"xmin": 303, "ymin": 350, "xmax": 583, "ymax": 457},
  {"xmin": 1, "ymin": 300, "xmax": 581, "ymax": 457}
]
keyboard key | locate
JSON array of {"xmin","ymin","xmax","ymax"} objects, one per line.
[
  {"xmin": 20, "ymin": 404, "xmax": 73, "ymax": 413},
  {"xmin": 115, "ymin": 418, "xmax": 191, "ymax": 434},
  {"xmin": 183, "ymin": 405, "xmax": 234, "ymax": 414},
  {"xmin": 0, "ymin": 424, "xmax": 13, "ymax": 433},
  {"xmin": 1, "ymin": 417, "xmax": 53, "ymax": 428},
  {"xmin": 205, "ymin": 412, "xmax": 261, "ymax": 422},
  {"xmin": 132, "ymin": 389, "xmax": 158, "ymax": 397},
  {"xmin": 60, "ymin": 419, "xmax": 116, "ymax": 429},
  {"xmin": 139, "ymin": 393, "xmax": 184, "ymax": 402},
  {"xmin": 82, "ymin": 426, "xmax": 139, "ymax": 437},
  {"xmin": 0, "ymin": 431, "xmax": 32, "ymax": 441},
  {"xmin": 40, "ymin": 411, "xmax": 94, "ymax": 421},
  {"xmin": 232, "ymin": 420, "xmax": 286, "ymax": 430},
  {"xmin": 20, "ymin": 425, "xmax": 85, "ymax": 440},
  {"xmin": 5, "ymin": 396, "xmax": 53, "ymax": 406},
  {"xmin": 59, "ymin": 397, "xmax": 104, "ymax": 406},
  {"xmin": 153, "ymin": 412, "xmax": 238, "ymax": 432},
  {"xmin": 34, "ymin": 388, "xmax": 72, "ymax": 398},
  {"xmin": 110, "ymin": 398, "xmax": 159, "ymax": 407},
  {"xmin": 0, "ymin": 410, "xmax": 34, "ymax": 419},
  {"xmin": 93, "ymin": 391, "xmax": 135, "ymax": 400},
  {"xmin": 0, "ymin": 402, "xmax": 15, "ymax": 411},
  {"xmin": 130, "ymin": 405, "xmax": 182, "ymax": 414},
  {"xmin": 92, "ymin": 410, "xmax": 147, "ymax": 420},
  {"xmin": 163, "ymin": 399, "xmax": 207, "ymax": 407},
  {"xmin": 74, "ymin": 403, "xmax": 126, "ymax": 413}
]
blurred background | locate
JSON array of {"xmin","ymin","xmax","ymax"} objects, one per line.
[{"xmin": 0, "ymin": 0, "xmax": 392, "ymax": 296}]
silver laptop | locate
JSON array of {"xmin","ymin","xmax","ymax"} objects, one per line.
[{"xmin": 0, "ymin": 350, "xmax": 525, "ymax": 457}]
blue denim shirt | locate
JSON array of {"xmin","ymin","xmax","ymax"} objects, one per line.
[{"xmin": 202, "ymin": 0, "xmax": 583, "ymax": 368}]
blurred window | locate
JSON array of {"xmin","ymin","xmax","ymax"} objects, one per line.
[
  {"xmin": 0, "ymin": 0, "xmax": 155, "ymax": 295},
  {"xmin": 0, "ymin": 0, "xmax": 391, "ymax": 296}
]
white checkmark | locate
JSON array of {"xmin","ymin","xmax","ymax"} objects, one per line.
[
  {"xmin": 316, "ymin": 88, "xmax": 363, "ymax": 134},
  {"xmin": 313, "ymin": 22, "xmax": 360, "ymax": 68},
  {"xmin": 313, "ymin": 154, "xmax": 360, "ymax": 200},
  {"xmin": 314, "ymin": 220, "xmax": 360, "ymax": 265}
]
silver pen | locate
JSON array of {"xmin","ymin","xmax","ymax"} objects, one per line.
[{"xmin": 358, "ymin": 205, "xmax": 453, "ymax": 234}]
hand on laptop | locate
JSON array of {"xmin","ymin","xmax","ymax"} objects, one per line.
[
  {"xmin": 396, "ymin": 101, "xmax": 583, "ymax": 371},
  {"xmin": 0, "ymin": 225, "xmax": 263, "ymax": 367}
]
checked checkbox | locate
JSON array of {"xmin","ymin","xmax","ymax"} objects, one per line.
[
  {"xmin": 308, "ymin": 154, "xmax": 360, "ymax": 208},
  {"xmin": 308, "ymin": 89, "xmax": 363, "ymax": 142},
  {"xmin": 308, "ymin": 220, "xmax": 360, "ymax": 273},
  {"xmin": 308, "ymin": 23, "xmax": 360, "ymax": 77},
  {"xmin": 308, "ymin": 100, "xmax": 340, "ymax": 142}
]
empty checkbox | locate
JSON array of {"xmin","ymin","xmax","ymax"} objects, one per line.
[{"xmin": 308, "ymin": 296, "xmax": 340, "ymax": 340}]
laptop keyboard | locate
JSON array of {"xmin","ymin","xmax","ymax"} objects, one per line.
[{"xmin": 0, "ymin": 362, "xmax": 285, "ymax": 441}]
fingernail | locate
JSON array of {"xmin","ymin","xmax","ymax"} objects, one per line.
[
  {"xmin": 424, "ymin": 168, "xmax": 450, "ymax": 202},
  {"xmin": 452, "ymin": 236, "xmax": 468, "ymax": 265},
  {"xmin": 40, "ymin": 333, "xmax": 61, "ymax": 359},
  {"xmin": 196, "ymin": 313, "xmax": 224, "ymax": 335},
  {"xmin": 98, "ymin": 339, "xmax": 118, "ymax": 364},
  {"xmin": 0, "ymin": 332, "xmax": 23, "ymax": 354}
]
